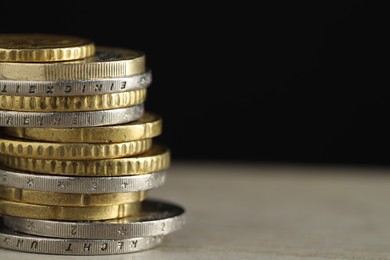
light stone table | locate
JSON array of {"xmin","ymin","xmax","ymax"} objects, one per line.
[{"xmin": 1, "ymin": 162, "xmax": 390, "ymax": 259}]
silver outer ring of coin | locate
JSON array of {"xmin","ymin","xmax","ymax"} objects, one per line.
[
  {"xmin": 2, "ymin": 200, "xmax": 185, "ymax": 239},
  {"xmin": 0, "ymin": 227, "xmax": 163, "ymax": 255},
  {"xmin": 0, "ymin": 104, "xmax": 143, "ymax": 128},
  {"xmin": 0, "ymin": 167, "xmax": 166, "ymax": 193},
  {"xmin": 0, "ymin": 70, "xmax": 152, "ymax": 96}
]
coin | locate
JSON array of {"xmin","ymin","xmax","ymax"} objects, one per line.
[
  {"xmin": 0, "ymin": 104, "xmax": 144, "ymax": 127},
  {"xmin": 0, "ymin": 137, "xmax": 152, "ymax": 160},
  {"xmin": 3, "ymin": 112, "xmax": 162, "ymax": 142},
  {"xmin": 0, "ymin": 167, "xmax": 167, "ymax": 193},
  {"xmin": 0, "ymin": 70, "xmax": 152, "ymax": 96},
  {"xmin": 0, "ymin": 88, "xmax": 146, "ymax": 112},
  {"xmin": 0, "ymin": 227, "xmax": 163, "ymax": 255},
  {"xmin": 0, "ymin": 34, "xmax": 95, "ymax": 62},
  {"xmin": 0, "ymin": 186, "xmax": 147, "ymax": 206},
  {"xmin": 0, "ymin": 199, "xmax": 141, "ymax": 220},
  {"xmin": 0, "ymin": 47, "xmax": 145, "ymax": 81},
  {"xmin": 3, "ymin": 200, "xmax": 185, "ymax": 239},
  {"xmin": 0, "ymin": 143, "xmax": 170, "ymax": 176}
]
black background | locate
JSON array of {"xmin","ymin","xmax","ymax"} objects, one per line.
[{"xmin": 1, "ymin": 2, "xmax": 377, "ymax": 166}]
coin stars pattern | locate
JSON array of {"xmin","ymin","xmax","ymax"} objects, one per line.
[
  {"xmin": 26, "ymin": 178, "xmax": 33, "ymax": 187},
  {"xmin": 0, "ymin": 168, "xmax": 167, "ymax": 194},
  {"xmin": 26, "ymin": 221, "xmax": 35, "ymax": 230},
  {"xmin": 57, "ymin": 181, "xmax": 65, "ymax": 189},
  {"xmin": 117, "ymin": 227, "xmax": 128, "ymax": 236}
]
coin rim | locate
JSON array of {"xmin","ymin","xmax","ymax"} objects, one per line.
[
  {"xmin": 2, "ymin": 112, "xmax": 162, "ymax": 142},
  {"xmin": 2, "ymin": 199, "xmax": 185, "ymax": 239},
  {"xmin": 0, "ymin": 34, "xmax": 95, "ymax": 62}
]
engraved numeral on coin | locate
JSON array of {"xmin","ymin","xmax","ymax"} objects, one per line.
[
  {"xmin": 71, "ymin": 226, "xmax": 77, "ymax": 236},
  {"xmin": 121, "ymin": 81, "xmax": 126, "ymax": 89},
  {"xmin": 117, "ymin": 241, "xmax": 124, "ymax": 250},
  {"xmin": 161, "ymin": 222, "xmax": 166, "ymax": 232},
  {"xmin": 1, "ymin": 175, "xmax": 7, "ymax": 183}
]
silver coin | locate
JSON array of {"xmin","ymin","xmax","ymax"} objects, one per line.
[
  {"xmin": 0, "ymin": 167, "xmax": 166, "ymax": 193},
  {"xmin": 0, "ymin": 105, "xmax": 143, "ymax": 127},
  {"xmin": 0, "ymin": 227, "xmax": 163, "ymax": 255},
  {"xmin": 0, "ymin": 47, "xmax": 145, "ymax": 81},
  {"xmin": 0, "ymin": 71, "xmax": 152, "ymax": 96},
  {"xmin": 3, "ymin": 200, "xmax": 185, "ymax": 239}
]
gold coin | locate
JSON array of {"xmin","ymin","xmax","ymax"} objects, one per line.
[
  {"xmin": 0, "ymin": 137, "xmax": 152, "ymax": 160},
  {"xmin": 0, "ymin": 199, "xmax": 141, "ymax": 220},
  {"xmin": 0, "ymin": 47, "xmax": 144, "ymax": 81},
  {"xmin": 3, "ymin": 112, "xmax": 162, "ymax": 143},
  {"xmin": 0, "ymin": 186, "xmax": 147, "ymax": 206},
  {"xmin": 0, "ymin": 143, "xmax": 170, "ymax": 176},
  {"xmin": 0, "ymin": 34, "xmax": 95, "ymax": 62},
  {"xmin": 0, "ymin": 89, "xmax": 146, "ymax": 112}
]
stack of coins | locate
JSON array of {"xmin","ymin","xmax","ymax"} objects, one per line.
[{"xmin": 0, "ymin": 34, "xmax": 185, "ymax": 255}]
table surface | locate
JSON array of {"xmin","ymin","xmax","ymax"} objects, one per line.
[{"xmin": 2, "ymin": 162, "xmax": 390, "ymax": 259}]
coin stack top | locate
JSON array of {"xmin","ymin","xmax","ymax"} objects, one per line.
[{"xmin": 0, "ymin": 34, "xmax": 95, "ymax": 62}]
